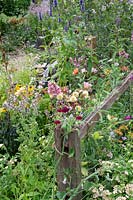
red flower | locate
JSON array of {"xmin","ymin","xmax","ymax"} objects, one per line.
[
  {"xmin": 61, "ymin": 106, "xmax": 70, "ymax": 113},
  {"xmin": 76, "ymin": 116, "xmax": 82, "ymax": 120},
  {"xmin": 57, "ymin": 108, "xmax": 63, "ymax": 112},
  {"xmin": 54, "ymin": 120, "xmax": 61, "ymax": 125},
  {"xmin": 57, "ymin": 106, "xmax": 70, "ymax": 113}
]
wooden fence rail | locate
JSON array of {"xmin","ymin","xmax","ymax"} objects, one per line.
[{"xmin": 55, "ymin": 70, "xmax": 133, "ymax": 200}]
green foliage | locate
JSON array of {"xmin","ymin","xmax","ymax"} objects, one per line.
[
  {"xmin": 0, "ymin": 0, "xmax": 133, "ymax": 199},
  {"xmin": 0, "ymin": 0, "xmax": 31, "ymax": 16}
]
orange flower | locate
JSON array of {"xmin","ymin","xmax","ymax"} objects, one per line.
[
  {"xmin": 73, "ymin": 68, "xmax": 79, "ymax": 75},
  {"xmin": 120, "ymin": 66, "xmax": 129, "ymax": 72},
  {"xmin": 114, "ymin": 129, "xmax": 123, "ymax": 136}
]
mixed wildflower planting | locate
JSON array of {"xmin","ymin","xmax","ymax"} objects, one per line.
[{"xmin": 0, "ymin": 0, "xmax": 133, "ymax": 199}]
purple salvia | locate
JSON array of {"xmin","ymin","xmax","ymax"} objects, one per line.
[
  {"xmin": 79, "ymin": 0, "xmax": 85, "ymax": 12},
  {"xmin": 81, "ymin": 4, "xmax": 85, "ymax": 12},
  {"xmin": 115, "ymin": 17, "xmax": 121, "ymax": 26},
  {"xmin": 68, "ymin": 20, "xmax": 71, "ymax": 27},
  {"xmin": 64, "ymin": 25, "xmax": 68, "ymax": 32},
  {"xmin": 38, "ymin": 12, "xmax": 43, "ymax": 20},
  {"xmin": 49, "ymin": 3, "xmax": 53, "ymax": 16},
  {"xmin": 58, "ymin": 15, "xmax": 61, "ymax": 23},
  {"xmin": 53, "ymin": 0, "xmax": 58, "ymax": 7}
]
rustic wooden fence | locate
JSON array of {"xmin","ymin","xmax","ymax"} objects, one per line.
[{"xmin": 54, "ymin": 70, "xmax": 133, "ymax": 200}]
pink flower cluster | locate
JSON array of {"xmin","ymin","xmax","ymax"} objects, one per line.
[
  {"xmin": 48, "ymin": 82, "xmax": 62, "ymax": 97},
  {"xmin": 69, "ymin": 57, "xmax": 82, "ymax": 67},
  {"xmin": 119, "ymin": 50, "xmax": 129, "ymax": 59}
]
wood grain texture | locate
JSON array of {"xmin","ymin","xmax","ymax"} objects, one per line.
[{"xmin": 55, "ymin": 127, "xmax": 82, "ymax": 199}]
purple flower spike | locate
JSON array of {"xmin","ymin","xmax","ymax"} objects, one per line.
[
  {"xmin": 64, "ymin": 26, "xmax": 68, "ymax": 32},
  {"xmin": 124, "ymin": 115, "xmax": 133, "ymax": 120},
  {"xmin": 38, "ymin": 12, "xmax": 42, "ymax": 20},
  {"xmin": 49, "ymin": 4, "xmax": 52, "ymax": 16},
  {"xmin": 79, "ymin": 0, "xmax": 85, "ymax": 12},
  {"xmin": 53, "ymin": 0, "xmax": 58, "ymax": 7}
]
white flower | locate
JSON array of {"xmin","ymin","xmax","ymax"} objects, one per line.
[
  {"xmin": 101, "ymin": 5, "xmax": 106, "ymax": 11},
  {"xmin": 114, "ymin": 62, "xmax": 119, "ymax": 67},
  {"xmin": 92, "ymin": 9, "xmax": 96, "ymax": 14},
  {"xmin": 116, "ymin": 197, "xmax": 127, "ymax": 200},
  {"xmin": 125, "ymin": 183, "xmax": 133, "ymax": 195},
  {"xmin": 62, "ymin": 178, "xmax": 67, "ymax": 185}
]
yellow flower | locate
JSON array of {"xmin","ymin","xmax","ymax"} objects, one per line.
[
  {"xmin": 119, "ymin": 125, "xmax": 128, "ymax": 131},
  {"xmin": 104, "ymin": 69, "xmax": 112, "ymax": 76},
  {"xmin": 72, "ymin": 91, "xmax": 79, "ymax": 98},
  {"xmin": 28, "ymin": 85, "xmax": 34, "ymax": 92},
  {"xmin": 57, "ymin": 93, "xmax": 64, "ymax": 100},
  {"xmin": 15, "ymin": 86, "xmax": 26, "ymax": 96},
  {"xmin": 69, "ymin": 95, "xmax": 77, "ymax": 102},
  {"xmin": 0, "ymin": 107, "xmax": 7, "ymax": 113},
  {"xmin": 15, "ymin": 84, "xmax": 22, "ymax": 92},
  {"xmin": 81, "ymin": 90, "xmax": 89, "ymax": 98},
  {"xmin": 128, "ymin": 132, "xmax": 133, "ymax": 138},
  {"xmin": 75, "ymin": 105, "xmax": 82, "ymax": 112}
]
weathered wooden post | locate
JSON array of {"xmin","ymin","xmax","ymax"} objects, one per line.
[
  {"xmin": 85, "ymin": 35, "xmax": 96, "ymax": 49},
  {"xmin": 55, "ymin": 126, "xmax": 82, "ymax": 200}
]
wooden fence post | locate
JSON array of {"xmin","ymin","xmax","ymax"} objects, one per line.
[{"xmin": 55, "ymin": 127, "xmax": 82, "ymax": 200}]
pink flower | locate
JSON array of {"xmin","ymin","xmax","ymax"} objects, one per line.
[
  {"xmin": 124, "ymin": 116, "xmax": 132, "ymax": 120},
  {"xmin": 69, "ymin": 57, "xmax": 81, "ymax": 67},
  {"xmin": 119, "ymin": 50, "xmax": 129, "ymax": 59},
  {"xmin": 48, "ymin": 82, "xmax": 62, "ymax": 97},
  {"xmin": 91, "ymin": 67, "xmax": 98, "ymax": 74},
  {"xmin": 83, "ymin": 82, "xmax": 92, "ymax": 92}
]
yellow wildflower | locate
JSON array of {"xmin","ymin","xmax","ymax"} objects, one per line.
[
  {"xmin": 81, "ymin": 90, "xmax": 89, "ymax": 98},
  {"xmin": 15, "ymin": 86, "xmax": 26, "ymax": 96},
  {"xmin": 119, "ymin": 125, "xmax": 128, "ymax": 131},
  {"xmin": 0, "ymin": 107, "xmax": 7, "ymax": 113},
  {"xmin": 75, "ymin": 105, "xmax": 82, "ymax": 112},
  {"xmin": 104, "ymin": 69, "xmax": 112, "ymax": 76},
  {"xmin": 15, "ymin": 84, "xmax": 22, "ymax": 92},
  {"xmin": 72, "ymin": 91, "xmax": 79, "ymax": 98},
  {"xmin": 69, "ymin": 95, "xmax": 77, "ymax": 102},
  {"xmin": 28, "ymin": 85, "xmax": 34, "ymax": 92},
  {"xmin": 128, "ymin": 132, "xmax": 133, "ymax": 138}
]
